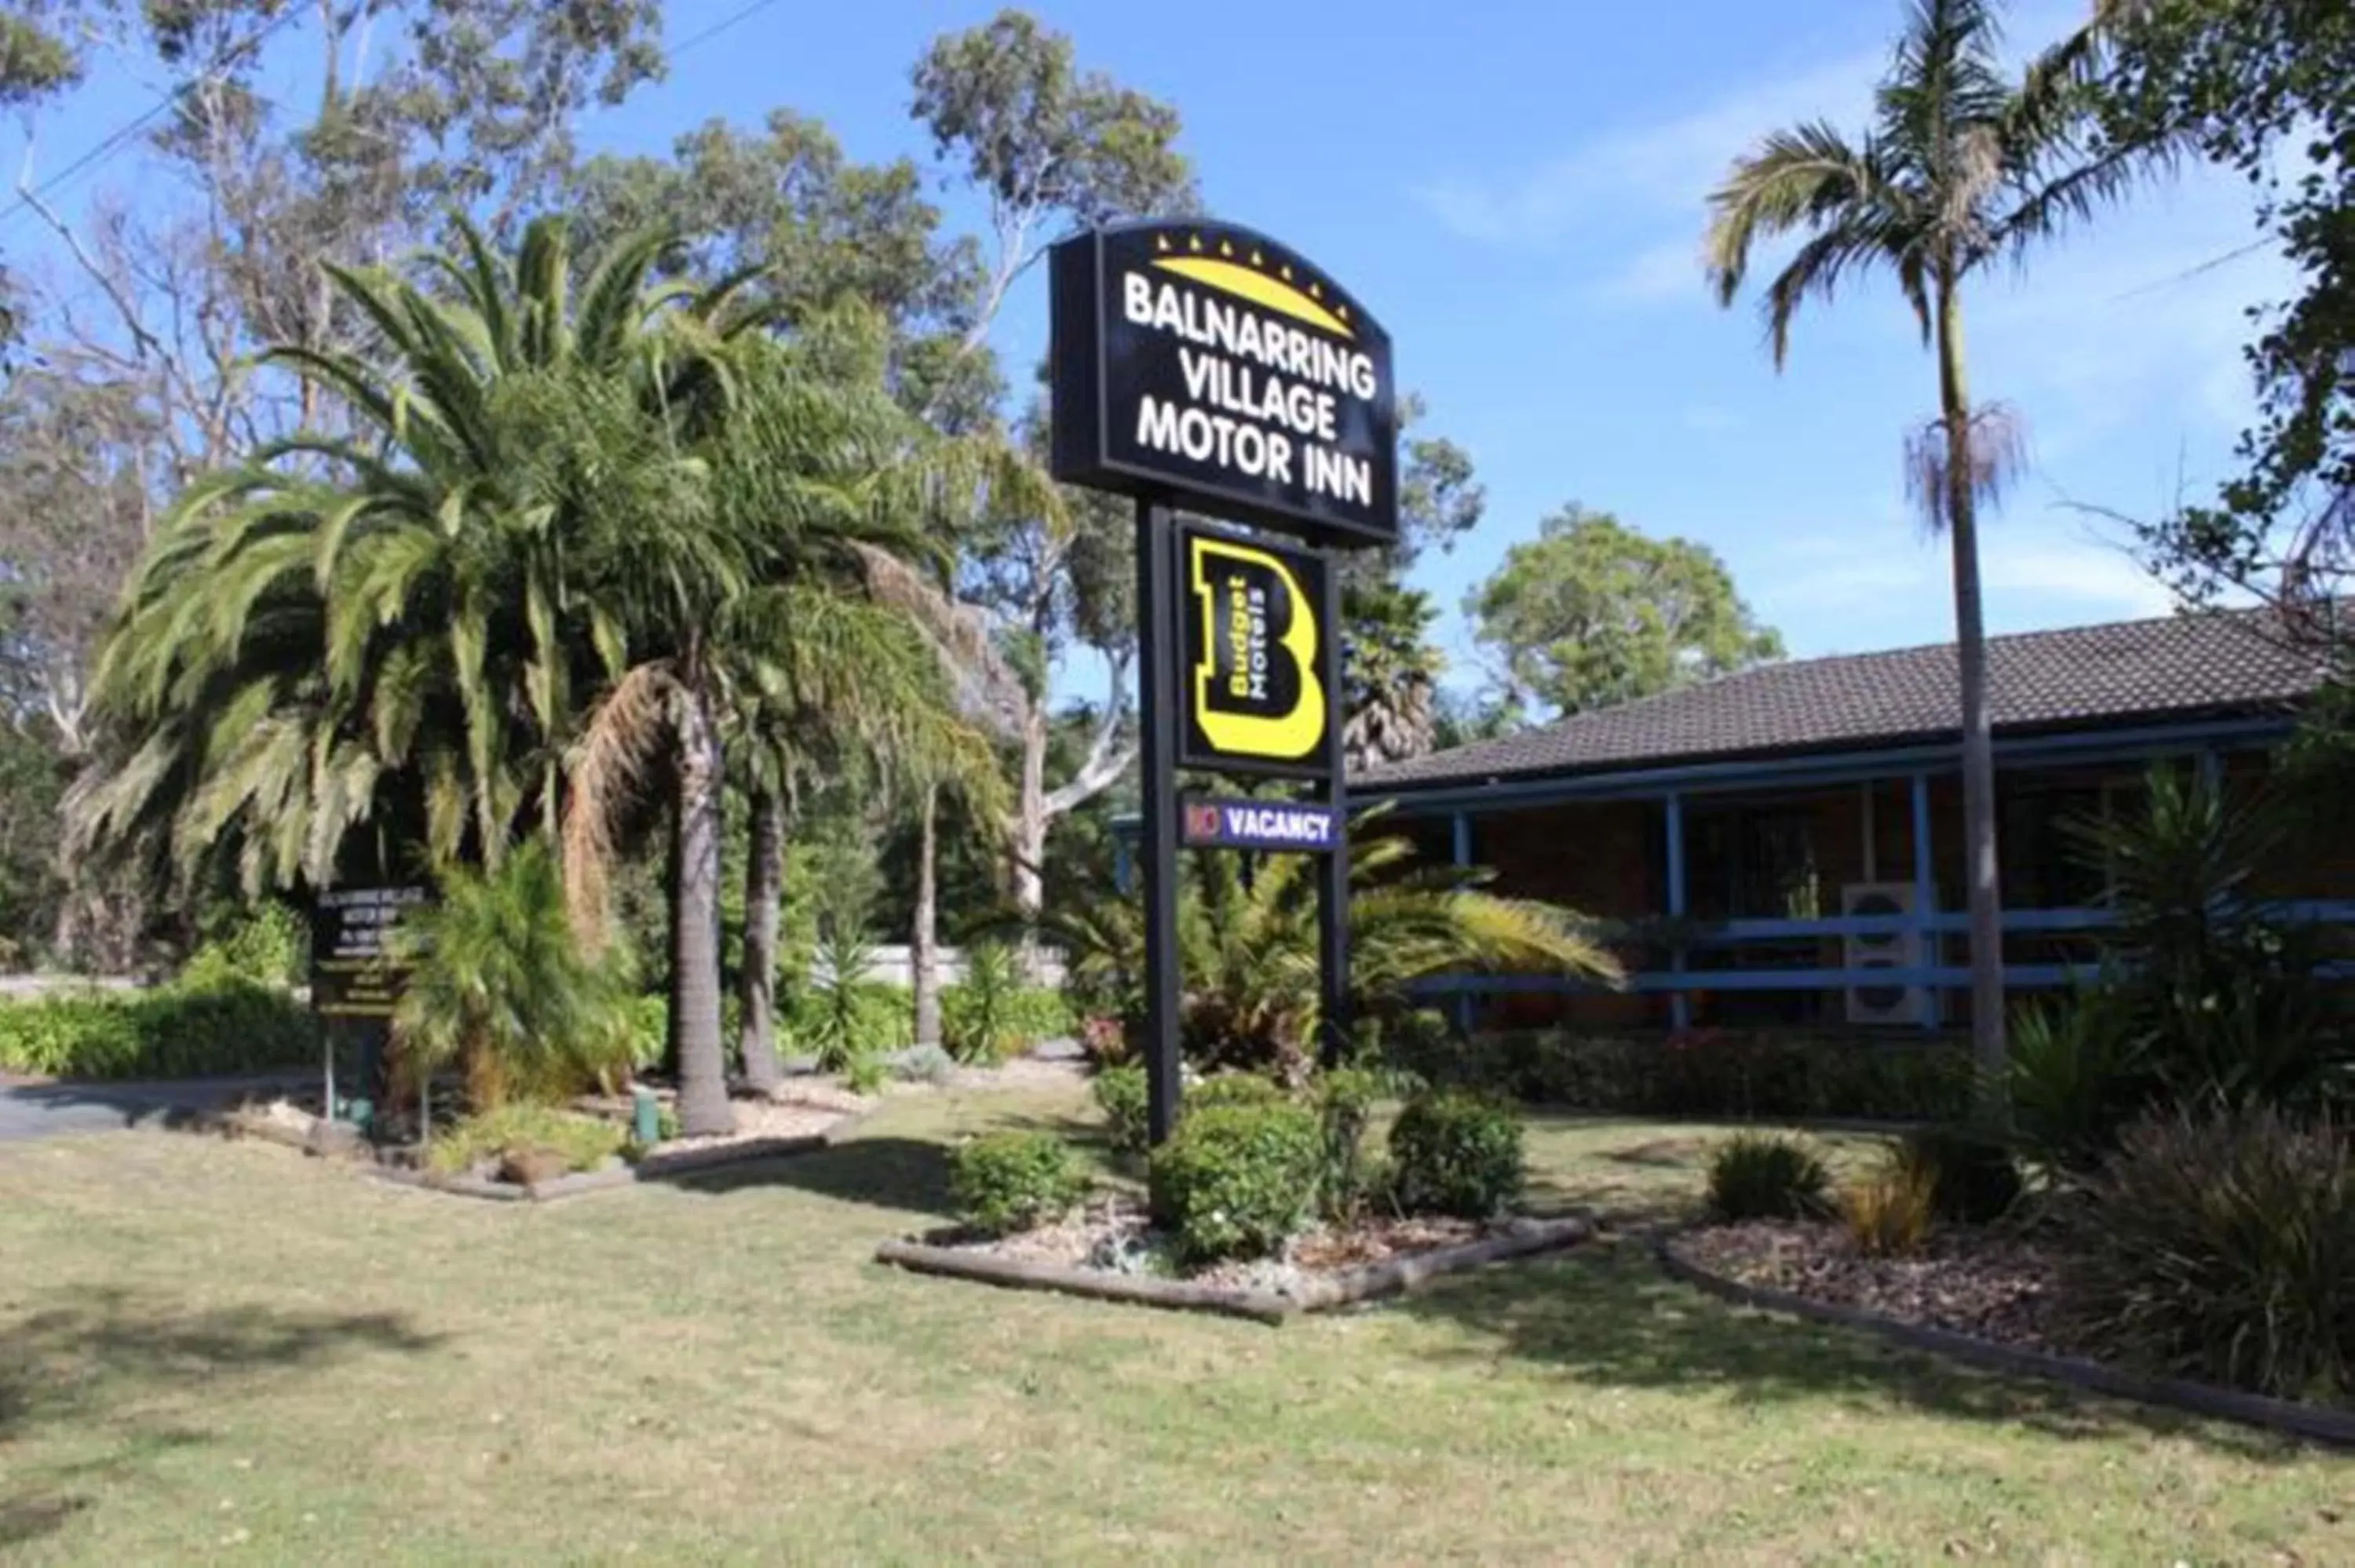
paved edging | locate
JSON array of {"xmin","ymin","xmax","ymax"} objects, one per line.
[
  {"xmin": 877, "ymin": 1216, "xmax": 1594, "ymax": 1324},
  {"xmin": 1652, "ymin": 1233, "xmax": 2355, "ymax": 1449}
]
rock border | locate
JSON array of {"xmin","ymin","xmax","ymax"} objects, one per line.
[
  {"xmin": 211, "ymin": 1100, "xmax": 872, "ymax": 1203},
  {"xmin": 1653, "ymin": 1233, "xmax": 2355, "ymax": 1449},
  {"xmin": 876, "ymin": 1215, "xmax": 1593, "ymax": 1325}
]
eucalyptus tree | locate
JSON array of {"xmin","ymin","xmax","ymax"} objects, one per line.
[{"xmin": 1703, "ymin": 0, "xmax": 2178, "ymax": 1081}]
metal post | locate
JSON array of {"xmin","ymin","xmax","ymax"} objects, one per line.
[
  {"xmin": 1450, "ymin": 812, "xmax": 1474, "ymax": 1034},
  {"xmin": 1911, "ymin": 771, "xmax": 1941, "ymax": 1030},
  {"xmin": 1134, "ymin": 498, "xmax": 1185, "ymax": 1146},
  {"xmin": 1665, "ymin": 792, "xmax": 1690, "ymax": 1030},
  {"xmin": 1316, "ymin": 550, "xmax": 1353, "ymax": 1068}
]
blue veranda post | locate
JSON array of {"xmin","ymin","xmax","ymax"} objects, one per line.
[{"xmin": 1133, "ymin": 497, "xmax": 1185, "ymax": 1146}]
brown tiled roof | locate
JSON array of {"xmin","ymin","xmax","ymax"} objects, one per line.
[{"xmin": 1363, "ymin": 610, "xmax": 2331, "ymax": 790}]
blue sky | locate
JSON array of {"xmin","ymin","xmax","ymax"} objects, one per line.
[{"xmin": 9, "ymin": 0, "xmax": 2285, "ymax": 700}]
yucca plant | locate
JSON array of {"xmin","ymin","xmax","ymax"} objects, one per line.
[{"xmin": 392, "ymin": 841, "xmax": 634, "ymax": 1113}]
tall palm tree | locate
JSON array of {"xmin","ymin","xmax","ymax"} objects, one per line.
[
  {"xmin": 561, "ymin": 315, "xmax": 1015, "ymax": 1134},
  {"xmin": 1703, "ymin": 0, "xmax": 2176, "ymax": 1086}
]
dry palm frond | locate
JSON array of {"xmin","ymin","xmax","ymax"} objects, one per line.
[
  {"xmin": 562, "ymin": 662, "xmax": 679, "ymax": 948},
  {"xmin": 1905, "ymin": 400, "xmax": 2028, "ymax": 536}
]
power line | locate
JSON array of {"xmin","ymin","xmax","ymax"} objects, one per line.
[
  {"xmin": 0, "ymin": 0, "xmax": 790, "ymax": 242},
  {"xmin": 671, "ymin": 0, "xmax": 793, "ymax": 58},
  {"xmin": 0, "ymin": 5, "xmax": 309, "ymax": 240}
]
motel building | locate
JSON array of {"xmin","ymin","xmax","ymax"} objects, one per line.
[{"xmin": 1356, "ymin": 608, "xmax": 2349, "ymax": 1034}]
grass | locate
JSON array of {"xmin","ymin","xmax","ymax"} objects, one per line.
[{"xmin": 0, "ymin": 1090, "xmax": 2348, "ymax": 1563}]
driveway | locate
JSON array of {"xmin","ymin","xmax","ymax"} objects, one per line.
[{"xmin": 0, "ymin": 1073, "xmax": 312, "ymax": 1143}]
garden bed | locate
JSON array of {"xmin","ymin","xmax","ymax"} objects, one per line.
[
  {"xmin": 1663, "ymin": 1221, "xmax": 2355, "ymax": 1448},
  {"xmin": 878, "ymin": 1198, "xmax": 1593, "ymax": 1323},
  {"xmin": 215, "ymin": 1085, "xmax": 871, "ymax": 1202}
]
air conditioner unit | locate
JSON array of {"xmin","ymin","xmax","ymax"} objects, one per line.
[{"xmin": 1842, "ymin": 882, "xmax": 1926, "ymax": 1026}]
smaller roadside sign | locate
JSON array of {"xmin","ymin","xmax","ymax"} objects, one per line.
[
  {"xmin": 1180, "ymin": 796, "xmax": 1339, "ymax": 854},
  {"xmin": 309, "ymin": 884, "xmax": 430, "ymax": 1019}
]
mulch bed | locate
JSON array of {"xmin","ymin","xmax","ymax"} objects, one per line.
[
  {"xmin": 1672, "ymin": 1220, "xmax": 2068, "ymax": 1352},
  {"xmin": 957, "ymin": 1195, "xmax": 1498, "ymax": 1294}
]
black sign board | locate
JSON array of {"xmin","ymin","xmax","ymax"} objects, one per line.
[
  {"xmin": 309, "ymin": 884, "xmax": 429, "ymax": 1019},
  {"xmin": 1181, "ymin": 797, "xmax": 1338, "ymax": 853},
  {"xmin": 1179, "ymin": 523, "xmax": 1331, "ymax": 778},
  {"xmin": 1050, "ymin": 220, "xmax": 1397, "ymax": 548}
]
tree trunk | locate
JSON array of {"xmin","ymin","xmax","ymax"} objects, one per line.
[
  {"xmin": 670, "ymin": 683, "xmax": 734, "ymax": 1136},
  {"xmin": 911, "ymin": 785, "xmax": 943, "ymax": 1049},
  {"xmin": 737, "ymin": 783, "xmax": 785, "ymax": 1096},
  {"xmin": 1013, "ymin": 710, "xmax": 1048, "ymax": 918},
  {"xmin": 1937, "ymin": 277, "xmax": 2010, "ymax": 1102}
]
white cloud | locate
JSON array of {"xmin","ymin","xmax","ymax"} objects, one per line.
[
  {"xmin": 1597, "ymin": 238, "xmax": 1705, "ymax": 304},
  {"xmin": 1414, "ymin": 51, "xmax": 1881, "ymax": 246}
]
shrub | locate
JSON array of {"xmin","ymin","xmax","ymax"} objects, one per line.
[
  {"xmin": 181, "ymin": 902, "xmax": 309, "ymax": 991},
  {"xmin": 1842, "ymin": 1165, "xmax": 1935, "ymax": 1256},
  {"xmin": 2056, "ymin": 1107, "xmax": 2355, "ymax": 1402},
  {"xmin": 1093, "ymin": 1063, "xmax": 1150, "ymax": 1154},
  {"xmin": 951, "ymin": 1131, "xmax": 1088, "ymax": 1238},
  {"xmin": 894, "ymin": 1043, "xmax": 956, "ymax": 1085},
  {"xmin": 1148, "ymin": 1099, "xmax": 1324, "ymax": 1265},
  {"xmin": 393, "ymin": 843, "xmax": 636, "ymax": 1107},
  {"xmin": 428, "ymin": 1103, "xmax": 625, "ymax": 1178},
  {"xmin": 1187, "ymin": 1071, "xmax": 1289, "ymax": 1114},
  {"xmin": 2003, "ymin": 994, "xmax": 2152, "ymax": 1176},
  {"xmin": 0, "ymin": 981, "xmax": 314, "ymax": 1081},
  {"xmin": 1706, "ymin": 1132, "xmax": 1832, "ymax": 1222},
  {"xmin": 1078, "ymin": 1013, "xmax": 1130, "ymax": 1067},
  {"xmin": 1893, "ymin": 1125, "xmax": 2023, "ymax": 1224},
  {"xmin": 787, "ymin": 927, "xmax": 912, "ymax": 1074},
  {"xmin": 941, "ymin": 943, "xmax": 1024, "ymax": 1063},
  {"xmin": 1313, "ymin": 1067, "xmax": 1386, "ymax": 1219},
  {"xmin": 1389, "ymin": 1088, "xmax": 1525, "ymax": 1219}
]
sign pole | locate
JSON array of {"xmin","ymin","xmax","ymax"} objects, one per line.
[
  {"xmin": 1316, "ymin": 552, "xmax": 1352, "ymax": 1068},
  {"xmin": 1134, "ymin": 495, "xmax": 1185, "ymax": 1146}
]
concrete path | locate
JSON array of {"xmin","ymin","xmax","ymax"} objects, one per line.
[{"xmin": 0, "ymin": 1073, "xmax": 312, "ymax": 1143}]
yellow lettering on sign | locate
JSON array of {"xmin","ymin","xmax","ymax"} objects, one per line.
[{"xmin": 1187, "ymin": 535, "xmax": 1324, "ymax": 760}]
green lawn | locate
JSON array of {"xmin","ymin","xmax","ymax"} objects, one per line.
[{"xmin": 2, "ymin": 1087, "xmax": 2348, "ymax": 1565}]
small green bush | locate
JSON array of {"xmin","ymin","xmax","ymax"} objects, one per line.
[
  {"xmin": 1149, "ymin": 1099, "xmax": 1324, "ymax": 1265},
  {"xmin": 950, "ymin": 1131, "xmax": 1088, "ymax": 1238},
  {"xmin": 1389, "ymin": 1088, "xmax": 1524, "ymax": 1219},
  {"xmin": 1706, "ymin": 1132, "xmax": 1832, "ymax": 1222},
  {"xmin": 429, "ymin": 1103, "xmax": 625, "ymax": 1176},
  {"xmin": 181, "ymin": 903, "xmax": 309, "ymax": 992},
  {"xmin": 2057, "ymin": 1107, "xmax": 2355, "ymax": 1402},
  {"xmin": 1893, "ymin": 1125, "xmax": 2023, "ymax": 1224},
  {"xmin": 1313, "ymin": 1067, "xmax": 1386, "ymax": 1220},
  {"xmin": 1093, "ymin": 1063, "xmax": 1150, "ymax": 1153},
  {"xmin": 942, "ymin": 943, "xmax": 1025, "ymax": 1063},
  {"xmin": 1186, "ymin": 1072, "xmax": 1289, "ymax": 1114},
  {"xmin": 0, "ymin": 981, "xmax": 314, "ymax": 1081}
]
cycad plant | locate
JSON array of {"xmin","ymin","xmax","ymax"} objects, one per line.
[
  {"xmin": 1704, "ymin": 0, "xmax": 2182, "ymax": 1088},
  {"xmin": 1032, "ymin": 824, "xmax": 1621, "ymax": 1082},
  {"xmin": 392, "ymin": 840, "xmax": 634, "ymax": 1112}
]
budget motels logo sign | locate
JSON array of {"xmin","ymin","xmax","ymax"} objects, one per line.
[{"xmin": 1049, "ymin": 221, "xmax": 1397, "ymax": 548}]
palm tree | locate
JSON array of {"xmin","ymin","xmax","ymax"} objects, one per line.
[
  {"xmin": 392, "ymin": 838, "xmax": 634, "ymax": 1113},
  {"xmin": 561, "ymin": 315, "xmax": 1015, "ymax": 1134},
  {"xmin": 1342, "ymin": 578, "xmax": 1445, "ymax": 771},
  {"xmin": 1031, "ymin": 825, "xmax": 1622, "ymax": 1083},
  {"xmin": 71, "ymin": 217, "xmax": 742, "ymax": 895},
  {"xmin": 1703, "ymin": 0, "xmax": 2177, "ymax": 1087}
]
